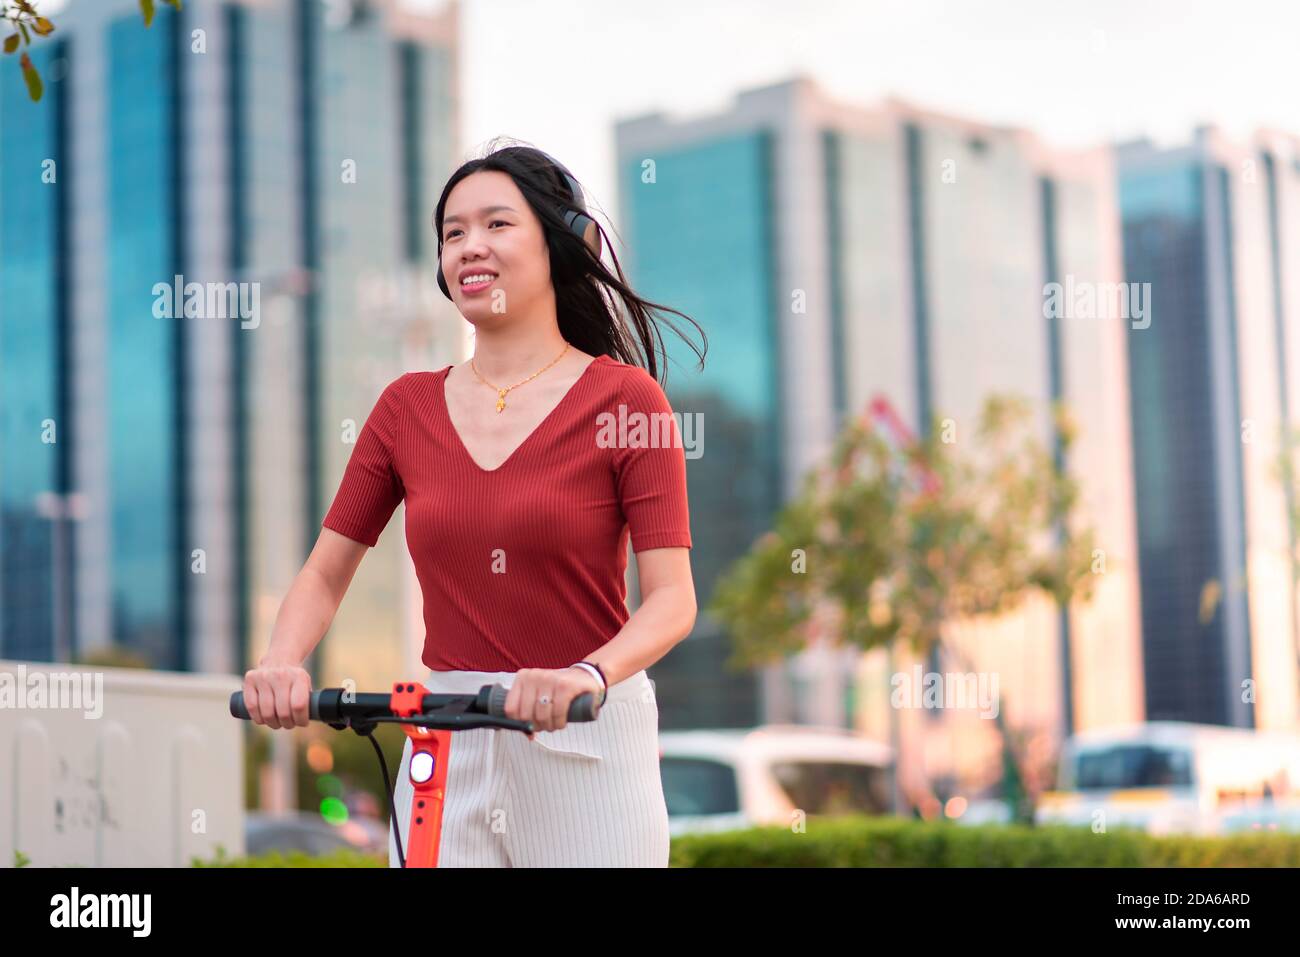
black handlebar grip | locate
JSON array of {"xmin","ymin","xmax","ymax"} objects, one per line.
[
  {"xmin": 487, "ymin": 683, "xmax": 509, "ymax": 717},
  {"xmin": 568, "ymin": 692, "xmax": 597, "ymax": 722},
  {"xmin": 229, "ymin": 690, "xmax": 324, "ymax": 721},
  {"xmin": 485, "ymin": 683, "xmax": 599, "ymax": 722}
]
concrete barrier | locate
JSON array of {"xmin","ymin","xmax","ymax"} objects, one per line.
[{"xmin": 0, "ymin": 660, "xmax": 245, "ymax": 867}]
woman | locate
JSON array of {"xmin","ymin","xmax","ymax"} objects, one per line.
[{"xmin": 241, "ymin": 142, "xmax": 706, "ymax": 867}]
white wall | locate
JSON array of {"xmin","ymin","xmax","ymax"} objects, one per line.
[{"xmin": 0, "ymin": 661, "xmax": 244, "ymax": 867}]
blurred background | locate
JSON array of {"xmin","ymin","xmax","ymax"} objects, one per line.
[{"xmin": 4, "ymin": 0, "xmax": 1300, "ymax": 862}]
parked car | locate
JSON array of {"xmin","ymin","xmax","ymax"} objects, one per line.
[
  {"xmin": 1035, "ymin": 721, "xmax": 1300, "ymax": 835},
  {"xmin": 658, "ymin": 725, "xmax": 893, "ymax": 836},
  {"xmin": 244, "ymin": 810, "xmax": 388, "ymax": 857}
]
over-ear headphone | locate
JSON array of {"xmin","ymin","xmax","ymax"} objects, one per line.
[{"xmin": 435, "ymin": 153, "xmax": 603, "ymax": 301}]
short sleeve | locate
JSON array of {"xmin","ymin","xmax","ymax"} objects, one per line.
[
  {"xmin": 321, "ymin": 374, "xmax": 407, "ymax": 547},
  {"xmin": 611, "ymin": 367, "xmax": 693, "ymax": 552}
]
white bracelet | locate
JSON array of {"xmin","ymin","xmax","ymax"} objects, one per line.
[{"xmin": 568, "ymin": 662, "xmax": 607, "ymax": 702}]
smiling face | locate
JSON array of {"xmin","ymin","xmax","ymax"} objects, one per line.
[{"xmin": 439, "ymin": 170, "xmax": 553, "ymax": 323}]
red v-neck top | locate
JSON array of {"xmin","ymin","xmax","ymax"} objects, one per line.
[{"xmin": 320, "ymin": 353, "xmax": 693, "ymax": 672}]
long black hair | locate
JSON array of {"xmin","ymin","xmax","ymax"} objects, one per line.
[{"xmin": 433, "ymin": 138, "xmax": 707, "ymax": 388}]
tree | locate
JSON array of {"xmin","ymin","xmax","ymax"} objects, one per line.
[
  {"xmin": 3, "ymin": 0, "xmax": 182, "ymax": 102},
  {"xmin": 708, "ymin": 392, "xmax": 1100, "ymax": 820}
]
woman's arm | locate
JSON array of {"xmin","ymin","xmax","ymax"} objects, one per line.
[
  {"xmin": 243, "ymin": 527, "xmax": 369, "ymax": 728},
  {"xmin": 583, "ymin": 545, "xmax": 697, "ymax": 688},
  {"xmin": 258, "ymin": 527, "xmax": 370, "ymax": 667}
]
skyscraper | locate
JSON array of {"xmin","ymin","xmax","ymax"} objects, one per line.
[
  {"xmin": 617, "ymin": 79, "xmax": 1143, "ymax": 797},
  {"xmin": 0, "ymin": 0, "xmax": 460, "ymax": 689},
  {"xmin": 0, "ymin": 39, "xmax": 72, "ymax": 665},
  {"xmin": 1119, "ymin": 127, "xmax": 1300, "ymax": 731}
]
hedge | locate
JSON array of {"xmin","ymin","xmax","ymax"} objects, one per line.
[
  {"xmin": 667, "ymin": 816, "xmax": 1300, "ymax": 867},
  {"xmin": 190, "ymin": 815, "xmax": 1300, "ymax": 867},
  {"xmin": 193, "ymin": 846, "xmax": 386, "ymax": 868}
]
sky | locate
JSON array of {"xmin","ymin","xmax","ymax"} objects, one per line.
[
  {"xmin": 439, "ymin": 0, "xmax": 1300, "ymax": 244},
  {"xmin": 35, "ymin": 0, "xmax": 1300, "ymax": 242}
]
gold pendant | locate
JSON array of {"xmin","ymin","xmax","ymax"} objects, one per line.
[{"xmin": 496, "ymin": 389, "xmax": 507, "ymax": 413}]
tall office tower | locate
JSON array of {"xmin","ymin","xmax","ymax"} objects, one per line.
[
  {"xmin": 0, "ymin": 40, "xmax": 72, "ymax": 666},
  {"xmin": 0, "ymin": 0, "xmax": 460, "ymax": 690},
  {"xmin": 617, "ymin": 78, "xmax": 1143, "ymax": 800},
  {"xmin": 1119, "ymin": 127, "xmax": 1300, "ymax": 732}
]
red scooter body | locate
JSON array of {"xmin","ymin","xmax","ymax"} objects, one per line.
[{"xmin": 390, "ymin": 682, "xmax": 452, "ymax": 867}]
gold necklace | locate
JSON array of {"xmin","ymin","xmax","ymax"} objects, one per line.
[{"xmin": 471, "ymin": 342, "xmax": 571, "ymax": 413}]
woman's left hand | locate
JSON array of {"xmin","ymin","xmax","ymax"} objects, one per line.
[{"xmin": 504, "ymin": 667, "xmax": 605, "ymax": 735}]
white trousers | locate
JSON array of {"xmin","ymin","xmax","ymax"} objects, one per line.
[{"xmin": 387, "ymin": 668, "xmax": 670, "ymax": 867}]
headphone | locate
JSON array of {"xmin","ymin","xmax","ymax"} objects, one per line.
[{"xmin": 435, "ymin": 153, "xmax": 603, "ymax": 301}]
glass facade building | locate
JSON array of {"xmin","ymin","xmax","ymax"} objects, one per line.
[
  {"xmin": 1119, "ymin": 130, "xmax": 1300, "ymax": 731},
  {"xmin": 0, "ymin": 41, "xmax": 71, "ymax": 664},
  {"xmin": 311, "ymin": 5, "xmax": 456, "ymax": 690},
  {"xmin": 617, "ymin": 132, "xmax": 782, "ymax": 728},
  {"xmin": 618, "ymin": 80, "xmax": 1144, "ymax": 796},
  {"xmin": 831, "ymin": 105, "xmax": 1142, "ymax": 793},
  {"xmin": 105, "ymin": 11, "xmax": 187, "ymax": 668},
  {"xmin": 0, "ymin": 0, "xmax": 460, "ymax": 685}
]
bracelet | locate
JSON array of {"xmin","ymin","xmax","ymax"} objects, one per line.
[
  {"xmin": 580, "ymin": 660, "xmax": 608, "ymax": 694},
  {"xmin": 569, "ymin": 661, "xmax": 608, "ymax": 705}
]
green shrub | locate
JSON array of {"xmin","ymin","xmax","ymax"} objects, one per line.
[
  {"xmin": 193, "ymin": 846, "xmax": 385, "ymax": 868},
  {"xmin": 667, "ymin": 815, "xmax": 1300, "ymax": 867},
  {"xmin": 189, "ymin": 816, "xmax": 1300, "ymax": 867}
]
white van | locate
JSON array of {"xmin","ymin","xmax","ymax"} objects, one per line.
[
  {"xmin": 1035, "ymin": 721, "xmax": 1300, "ymax": 835},
  {"xmin": 658, "ymin": 725, "xmax": 893, "ymax": 836}
]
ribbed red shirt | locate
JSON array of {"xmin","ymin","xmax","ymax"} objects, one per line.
[{"xmin": 321, "ymin": 354, "xmax": 693, "ymax": 672}]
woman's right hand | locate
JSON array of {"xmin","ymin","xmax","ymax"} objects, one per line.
[{"xmin": 243, "ymin": 660, "xmax": 313, "ymax": 729}]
